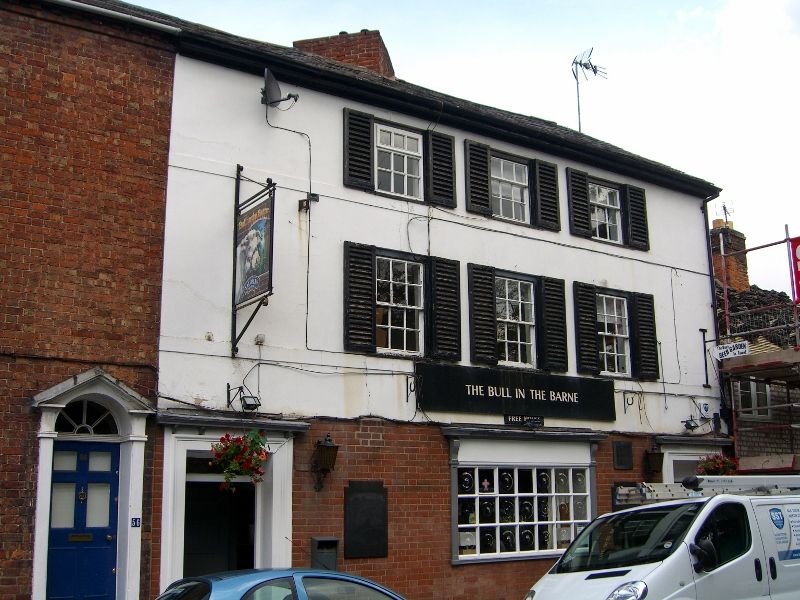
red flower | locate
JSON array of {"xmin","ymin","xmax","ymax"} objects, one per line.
[{"xmin": 210, "ymin": 429, "xmax": 270, "ymax": 490}]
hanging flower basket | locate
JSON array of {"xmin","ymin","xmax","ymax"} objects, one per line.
[
  {"xmin": 695, "ymin": 453, "xmax": 738, "ymax": 476},
  {"xmin": 210, "ymin": 430, "xmax": 269, "ymax": 490}
]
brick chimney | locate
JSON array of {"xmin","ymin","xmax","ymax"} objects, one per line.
[
  {"xmin": 710, "ymin": 219, "xmax": 750, "ymax": 292},
  {"xmin": 293, "ymin": 29, "xmax": 395, "ymax": 78}
]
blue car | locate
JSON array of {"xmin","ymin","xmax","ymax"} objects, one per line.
[{"xmin": 156, "ymin": 569, "xmax": 407, "ymax": 600}]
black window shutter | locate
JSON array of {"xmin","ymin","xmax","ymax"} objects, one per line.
[
  {"xmin": 631, "ymin": 293, "xmax": 659, "ymax": 380},
  {"xmin": 567, "ymin": 168, "xmax": 592, "ymax": 238},
  {"xmin": 465, "ymin": 140, "xmax": 492, "ymax": 216},
  {"xmin": 343, "ymin": 108, "xmax": 374, "ymax": 190},
  {"xmin": 533, "ymin": 160, "xmax": 561, "ymax": 232},
  {"xmin": 426, "ymin": 131, "xmax": 456, "ymax": 208},
  {"xmin": 538, "ymin": 277, "xmax": 568, "ymax": 372},
  {"xmin": 468, "ymin": 264, "xmax": 497, "ymax": 364},
  {"xmin": 623, "ymin": 185, "xmax": 650, "ymax": 251},
  {"xmin": 573, "ymin": 281, "xmax": 599, "ymax": 375},
  {"xmin": 343, "ymin": 242, "xmax": 376, "ymax": 353},
  {"xmin": 428, "ymin": 257, "xmax": 461, "ymax": 360}
]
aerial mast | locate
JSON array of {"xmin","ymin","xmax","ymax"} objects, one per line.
[{"xmin": 571, "ymin": 48, "xmax": 607, "ymax": 133}]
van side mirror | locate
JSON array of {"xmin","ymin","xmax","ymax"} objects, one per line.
[{"xmin": 690, "ymin": 539, "xmax": 718, "ymax": 573}]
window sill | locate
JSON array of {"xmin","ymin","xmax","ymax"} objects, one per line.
[
  {"xmin": 371, "ymin": 188, "xmax": 427, "ymax": 205},
  {"xmin": 375, "ymin": 349, "xmax": 422, "ymax": 360},
  {"xmin": 452, "ymin": 550, "xmax": 564, "ymax": 566},
  {"xmin": 600, "ymin": 371, "xmax": 631, "ymax": 380}
]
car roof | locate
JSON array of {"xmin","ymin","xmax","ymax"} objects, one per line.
[{"xmin": 169, "ymin": 568, "xmax": 405, "ymax": 598}]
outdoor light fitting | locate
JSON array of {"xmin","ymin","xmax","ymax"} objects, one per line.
[
  {"xmin": 310, "ymin": 433, "xmax": 339, "ymax": 491},
  {"xmin": 226, "ymin": 383, "xmax": 262, "ymax": 412}
]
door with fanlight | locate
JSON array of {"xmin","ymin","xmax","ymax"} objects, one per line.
[{"xmin": 47, "ymin": 441, "xmax": 119, "ymax": 600}]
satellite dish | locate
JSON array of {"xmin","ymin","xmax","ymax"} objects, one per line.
[{"xmin": 261, "ymin": 67, "xmax": 299, "ymax": 107}]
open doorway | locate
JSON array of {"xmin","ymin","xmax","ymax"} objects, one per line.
[{"xmin": 183, "ymin": 464, "xmax": 255, "ymax": 575}]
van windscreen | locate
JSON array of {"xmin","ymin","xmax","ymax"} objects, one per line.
[{"xmin": 553, "ymin": 502, "xmax": 703, "ymax": 573}]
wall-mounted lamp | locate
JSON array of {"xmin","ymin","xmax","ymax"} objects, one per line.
[
  {"xmin": 227, "ymin": 383, "xmax": 261, "ymax": 412},
  {"xmin": 310, "ymin": 433, "xmax": 339, "ymax": 491}
]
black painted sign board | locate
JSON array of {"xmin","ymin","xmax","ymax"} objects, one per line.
[{"xmin": 416, "ymin": 363, "xmax": 616, "ymax": 421}]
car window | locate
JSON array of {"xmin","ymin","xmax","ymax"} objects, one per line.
[
  {"xmin": 155, "ymin": 581, "xmax": 211, "ymax": 600},
  {"xmin": 244, "ymin": 576, "xmax": 294, "ymax": 600},
  {"xmin": 301, "ymin": 577, "xmax": 397, "ymax": 600},
  {"xmin": 695, "ymin": 502, "xmax": 751, "ymax": 567}
]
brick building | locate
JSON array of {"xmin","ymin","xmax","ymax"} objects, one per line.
[
  {"xmin": 4, "ymin": 2, "xmax": 730, "ymax": 599},
  {"xmin": 1, "ymin": 1, "xmax": 173, "ymax": 598},
  {"xmin": 709, "ymin": 221, "xmax": 800, "ymax": 472}
]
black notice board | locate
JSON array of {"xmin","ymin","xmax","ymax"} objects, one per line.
[{"xmin": 344, "ymin": 481, "xmax": 388, "ymax": 558}]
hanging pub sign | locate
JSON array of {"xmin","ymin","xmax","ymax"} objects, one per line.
[
  {"xmin": 415, "ymin": 363, "xmax": 616, "ymax": 422},
  {"xmin": 234, "ymin": 175, "xmax": 276, "ymax": 309}
]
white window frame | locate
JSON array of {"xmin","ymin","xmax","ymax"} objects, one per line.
[
  {"xmin": 736, "ymin": 381, "xmax": 772, "ymax": 419},
  {"xmin": 455, "ymin": 465, "xmax": 591, "ymax": 559},
  {"xmin": 374, "ymin": 124, "xmax": 423, "ymax": 200},
  {"xmin": 490, "ymin": 156, "xmax": 529, "ymax": 223},
  {"xmin": 495, "ymin": 276, "xmax": 536, "ymax": 367},
  {"xmin": 596, "ymin": 293, "xmax": 630, "ymax": 376},
  {"xmin": 661, "ymin": 446, "xmax": 723, "ymax": 483},
  {"xmin": 452, "ymin": 439, "xmax": 592, "ymax": 562},
  {"xmin": 589, "ymin": 182, "xmax": 622, "ymax": 243},
  {"xmin": 375, "ymin": 256, "xmax": 424, "ymax": 356}
]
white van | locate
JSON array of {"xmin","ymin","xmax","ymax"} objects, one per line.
[{"xmin": 523, "ymin": 487, "xmax": 800, "ymax": 600}]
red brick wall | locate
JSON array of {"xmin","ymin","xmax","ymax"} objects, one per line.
[
  {"xmin": 293, "ymin": 30, "xmax": 395, "ymax": 78},
  {"xmin": 0, "ymin": 2, "xmax": 174, "ymax": 597},
  {"xmin": 710, "ymin": 222, "xmax": 750, "ymax": 292},
  {"xmin": 295, "ymin": 419, "xmax": 631, "ymax": 600},
  {"xmin": 595, "ymin": 434, "xmax": 654, "ymax": 515}
]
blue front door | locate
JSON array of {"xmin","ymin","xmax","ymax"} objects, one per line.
[{"xmin": 47, "ymin": 441, "xmax": 119, "ymax": 600}]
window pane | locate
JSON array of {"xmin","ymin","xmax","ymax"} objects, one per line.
[
  {"xmin": 377, "ymin": 150, "xmax": 390, "ymax": 169},
  {"xmin": 379, "ymin": 130, "xmax": 391, "ymax": 146},
  {"xmin": 245, "ymin": 578, "xmax": 293, "ymax": 600},
  {"xmin": 491, "ymin": 157, "xmax": 501, "ymax": 178},
  {"xmin": 392, "ymin": 283, "xmax": 407, "ymax": 305},
  {"xmin": 377, "ymin": 170, "xmax": 390, "ymax": 191},
  {"xmin": 390, "ymin": 328, "xmax": 404, "ymax": 349},
  {"xmin": 393, "ymin": 133, "xmax": 404, "ymax": 149},
  {"xmin": 407, "ymin": 284, "xmax": 421, "ymax": 307},
  {"xmin": 89, "ymin": 452, "xmax": 111, "ymax": 472},
  {"xmin": 407, "ymin": 157, "xmax": 419, "ymax": 176},
  {"xmin": 86, "ymin": 483, "xmax": 110, "ymax": 527},
  {"xmin": 393, "ymin": 153, "xmax": 404, "ymax": 171},
  {"xmin": 406, "ymin": 136, "xmax": 418, "ymax": 153},
  {"xmin": 406, "ymin": 331, "xmax": 418, "ymax": 352},
  {"xmin": 51, "ymin": 483, "xmax": 76, "ymax": 528},
  {"xmin": 393, "ymin": 173, "xmax": 404, "ymax": 194},
  {"xmin": 303, "ymin": 577, "xmax": 398, "ymax": 600},
  {"xmin": 376, "ymin": 280, "xmax": 390, "ymax": 303},
  {"xmin": 408, "ymin": 177, "xmax": 420, "ymax": 198},
  {"xmin": 407, "ymin": 263, "xmax": 421, "ymax": 284},
  {"xmin": 53, "ymin": 451, "xmax": 77, "ymax": 472}
]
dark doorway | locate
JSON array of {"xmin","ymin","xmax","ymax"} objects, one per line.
[{"xmin": 183, "ymin": 482, "xmax": 255, "ymax": 576}]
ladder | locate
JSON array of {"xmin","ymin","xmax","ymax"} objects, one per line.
[{"xmin": 615, "ymin": 475, "xmax": 800, "ymax": 507}]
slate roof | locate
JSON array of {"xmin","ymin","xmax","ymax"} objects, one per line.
[{"xmin": 54, "ymin": 0, "xmax": 721, "ymax": 199}]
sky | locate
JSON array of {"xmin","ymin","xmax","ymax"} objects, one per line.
[{"xmin": 130, "ymin": 0, "xmax": 800, "ymax": 295}]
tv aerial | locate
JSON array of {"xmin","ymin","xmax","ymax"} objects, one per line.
[
  {"xmin": 260, "ymin": 68, "xmax": 299, "ymax": 107},
  {"xmin": 571, "ymin": 48, "xmax": 606, "ymax": 133}
]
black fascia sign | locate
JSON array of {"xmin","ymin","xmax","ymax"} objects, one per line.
[{"xmin": 415, "ymin": 363, "xmax": 616, "ymax": 422}]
